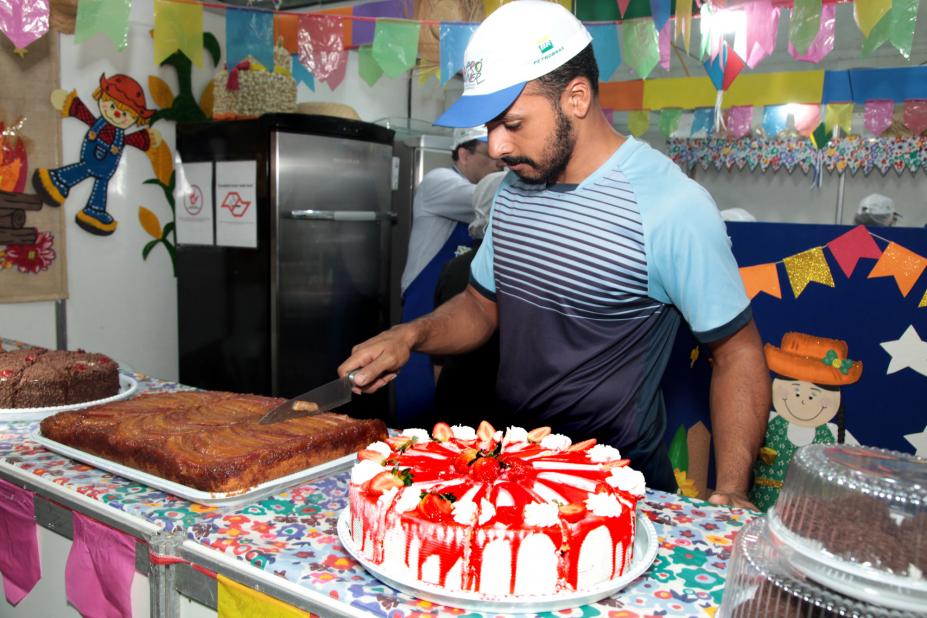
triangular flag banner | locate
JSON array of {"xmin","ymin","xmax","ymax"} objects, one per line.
[
  {"xmin": 439, "ymin": 23, "xmax": 477, "ymax": 86},
  {"xmin": 482, "ymin": 0, "xmax": 505, "ymax": 17},
  {"xmin": 825, "ymin": 103, "xmax": 853, "ymax": 135},
  {"xmin": 274, "ymin": 14, "xmax": 299, "ymax": 54},
  {"xmin": 827, "ymin": 225, "xmax": 883, "ymax": 278},
  {"xmin": 904, "ymin": 100, "xmax": 927, "ymax": 135},
  {"xmin": 691, "ymin": 108, "xmax": 714, "ymax": 136},
  {"xmin": 868, "ymin": 242, "xmax": 927, "ymax": 297},
  {"xmin": 920, "ymin": 287, "xmax": 927, "ymax": 309},
  {"xmin": 887, "ymin": 0, "xmax": 918, "ymax": 59},
  {"xmin": 588, "ymin": 24, "xmax": 622, "ymax": 82},
  {"xmin": 628, "ymin": 110, "xmax": 650, "ymax": 137},
  {"xmin": 217, "ymin": 574, "xmax": 309, "ymax": 617},
  {"xmin": 674, "ymin": 0, "xmax": 692, "ymax": 53},
  {"xmin": 744, "ymin": 0, "xmax": 779, "ymax": 69},
  {"xmin": 763, "ymin": 105, "xmax": 789, "ymax": 137},
  {"xmin": 854, "ymin": 0, "xmax": 892, "ymax": 38},
  {"xmin": 703, "ymin": 43, "xmax": 745, "ymax": 92},
  {"xmin": 226, "ymin": 8, "xmax": 275, "ymax": 71},
  {"xmin": 352, "ymin": 0, "xmax": 410, "ymax": 47},
  {"xmin": 724, "ymin": 106, "xmax": 753, "ymax": 138},
  {"xmin": 789, "ymin": 0, "xmax": 822, "ymax": 56},
  {"xmin": 810, "ymin": 122, "xmax": 832, "ymax": 150},
  {"xmin": 658, "ymin": 20, "xmax": 671, "ymax": 71},
  {"xmin": 371, "ymin": 19, "xmax": 420, "ymax": 78},
  {"xmin": 291, "ymin": 53, "xmax": 314, "ymax": 90},
  {"xmin": 783, "ymin": 247, "xmax": 834, "ymax": 297},
  {"xmin": 418, "ymin": 64, "xmax": 439, "ymax": 86},
  {"xmin": 861, "ymin": 4, "xmax": 892, "ymax": 56},
  {"xmin": 650, "ymin": 0, "xmax": 671, "ymax": 31},
  {"xmin": 154, "ymin": 0, "xmax": 203, "ymax": 67},
  {"xmin": 789, "ymin": 2, "xmax": 835, "ymax": 63},
  {"xmin": 659, "ymin": 108, "xmax": 682, "ymax": 137},
  {"xmin": 0, "ymin": 0, "xmax": 48, "ymax": 50},
  {"xmin": 74, "ymin": 0, "xmax": 130, "ymax": 50},
  {"xmin": 740, "ymin": 263, "xmax": 782, "ymax": 300},
  {"xmin": 617, "ymin": 0, "xmax": 632, "ymax": 17},
  {"xmin": 864, "ymin": 100, "xmax": 894, "ymax": 136},
  {"xmin": 791, "ymin": 103, "xmax": 820, "ymax": 137},
  {"xmin": 358, "ymin": 45, "xmax": 383, "ymax": 86},
  {"xmin": 623, "ymin": 19, "xmax": 659, "ymax": 80},
  {"xmin": 297, "ymin": 14, "xmax": 347, "ymax": 87}
]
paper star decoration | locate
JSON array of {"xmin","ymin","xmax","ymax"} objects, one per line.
[
  {"xmin": 880, "ymin": 325, "xmax": 927, "ymax": 377},
  {"xmin": 904, "ymin": 425, "xmax": 927, "ymax": 457}
]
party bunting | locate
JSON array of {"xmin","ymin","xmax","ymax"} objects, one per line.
[
  {"xmin": 372, "ymin": 19, "xmax": 420, "ymax": 79},
  {"xmin": 791, "ymin": 103, "xmax": 821, "ymax": 136},
  {"xmin": 291, "ymin": 54, "xmax": 315, "ymax": 90},
  {"xmin": 864, "ymin": 100, "xmax": 895, "ymax": 136},
  {"xmin": 74, "ymin": 0, "xmax": 130, "ymax": 51},
  {"xmin": 704, "ymin": 44, "xmax": 745, "ymax": 92},
  {"xmin": 0, "ymin": 0, "xmax": 48, "ymax": 51},
  {"xmin": 418, "ymin": 65, "xmax": 439, "ymax": 86},
  {"xmin": 854, "ymin": 0, "xmax": 892, "ymax": 39},
  {"xmin": 226, "ymin": 8, "xmax": 274, "ymax": 71},
  {"xmin": 789, "ymin": 0, "xmax": 822, "ymax": 56},
  {"xmin": 600, "ymin": 80, "xmax": 644, "ymax": 111},
  {"xmin": 352, "ymin": 0, "xmax": 410, "ymax": 48},
  {"xmin": 691, "ymin": 108, "xmax": 715, "ymax": 137},
  {"xmin": 0, "ymin": 479, "xmax": 40, "ymax": 605},
  {"xmin": 218, "ymin": 574, "xmax": 309, "ymax": 617},
  {"xmin": 725, "ymin": 106, "xmax": 753, "ymax": 138},
  {"xmin": 744, "ymin": 0, "xmax": 779, "ymax": 69},
  {"xmin": 623, "ymin": 19, "xmax": 659, "ymax": 80},
  {"xmin": 920, "ymin": 288, "xmax": 927, "ymax": 309},
  {"xmin": 439, "ymin": 23, "xmax": 477, "ymax": 86},
  {"xmin": 763, "ymin": 105, "xmax": 790, "ymax": 137},
  {"xmin": 868, "ymin": 242, "xmax": 927, "ymax": 298},
  {"xmin": 789, "ymin": 3, "xmax": 835, "ymax": 63},
  {"xmin": 588, "ymin": 24, "xmax": 622, "ymax": 82},
  {"xmin": 658, "ymin": 21, "xmax": 671, "ymax": 71},
  {"xmin": 358, "ymin": 45, "xmax": 383, "ymax": 87},
  {"xmin": 904, "ymin": 101, "xmax": 927, "ymax": 136},
  {"xmin": 482, "ymin": 0, "xmax": 505, "ymax": 16},
  {"xmin": 618, "ymin": 0, "xmax": 632, "ymax": 17},
  {"xmin": 274, "ymin": 14, "xmax": 298, "ymax": 54},
  {"xmin": 674, "ymin": 0, "xmax": 692, "ymax": 53},
  {"xmin": 888, "ymin": 0, "xmax": 919, "ymax": 59},
  {"xmin": 650, "ymin": 0, "xmax": 671, "ymax": 31},
  {"xmin": 827, "ymin": 225, "xmax": 883, "ymax": 278},
  {"xmin": 297, "ymin": 14, "xmax": 347, "ymax": 88},
  {"xmin": 154, "ymin": 0, "xmax": 203, "ymax": 67},
  {"xmin": 740, "ymin": 263, "xmax": 782, "ymax": 300},
  {"xmin": 628, "ymin": 110, "xmax": 650, "ymax": 137},
  {"xmin": 659, "ymin": 109, "xmax": 682, "ymax": 137},
  {"xmin": 825, "ymin": 103, "xmax": 853, "ymax": 136},
  {"xmin": 784, "ymin": 247, "xmax": 834, "ymax": 297}
]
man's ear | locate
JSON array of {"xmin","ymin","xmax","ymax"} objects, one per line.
[{"xmin": 564, "ymin": 77, "xmax": 593, "ymax": 119}]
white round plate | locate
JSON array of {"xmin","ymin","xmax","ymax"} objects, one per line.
[
  {"xmin": 337, "ymin": 508, "xmax": 658, "ymax": 613},
  {"xmin": 0, "ymin": 374, "xmax": 139, "ymax": 422}
]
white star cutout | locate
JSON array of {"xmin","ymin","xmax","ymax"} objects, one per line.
[
  {"xmin": 880, "ymin": 325, "xmax": 927, "ymax": 377},
  {"xmin": 905, "ymin": 425, "xmax": 927, "ymax": 457}
]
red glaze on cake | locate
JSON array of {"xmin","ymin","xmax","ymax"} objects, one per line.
[{"xmin": 347, "ymin": 421, "xmax": 646, "ymax": 597}]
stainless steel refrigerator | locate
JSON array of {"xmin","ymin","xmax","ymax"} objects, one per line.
[{"xmin": 175, "ymin": 114, "xmax": 395, "ymax": 418}]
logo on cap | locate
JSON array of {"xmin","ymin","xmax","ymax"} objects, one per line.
[
  {"xmin": 465, "ymin": 59, "xmax": 484, "ymax": 85},
  {"xmin": 537, "ymin": 37, "xmax": 554, "ymax": 54}
]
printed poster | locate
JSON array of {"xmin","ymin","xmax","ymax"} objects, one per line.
[
  {"xmin": 175, "ymin": 161, "xmax": 214, "ymax": 246},
  {"xmin": 215, "ymin": 160, "xmax": 257, "ymax": 249}
]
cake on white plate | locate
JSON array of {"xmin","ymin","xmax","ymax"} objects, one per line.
[{"xmin": 347, "ymin": 420, "xmax": 646, "ymax": 597}]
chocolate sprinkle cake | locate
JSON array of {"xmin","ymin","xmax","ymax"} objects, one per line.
[{"xmin": 0, "ymin": 348, "xmax": 119, "ymax": 408}]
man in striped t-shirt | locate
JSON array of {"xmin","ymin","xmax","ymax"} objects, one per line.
[{"xmin": 340, "ymin": 1, "xmax": 770, "ymax": 506}]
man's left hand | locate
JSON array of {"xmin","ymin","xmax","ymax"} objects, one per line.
[{"xmin": 708, "ymin": 491, "xmax": 758, "ymax": 511}]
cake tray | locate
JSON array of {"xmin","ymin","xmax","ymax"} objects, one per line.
[
  {"xmin": 336, "ymin": 508, "xmax": 658, "ymax": 613},
  {"xmin": 28, "ymin": 428, "xmax": 356, "ymax": 508},
  {"xmin": 0, "ymin": 374, "xmax": 139, "ymax": 422}
]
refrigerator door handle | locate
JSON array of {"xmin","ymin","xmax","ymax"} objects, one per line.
[{"xmin": 286, "ymin": 209, "xmax": 398, "ymax": 223}]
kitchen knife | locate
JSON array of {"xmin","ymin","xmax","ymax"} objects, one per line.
[{"xmin": 258, "ymin": 371, "xmax": 357, "ymax": 424}]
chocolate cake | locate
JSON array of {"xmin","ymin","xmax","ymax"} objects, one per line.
[
  {"xmin": 0, "ymin": 348, "xmax": 119, "ymax": 408},
  {"xmin": 40, "ymin": 391, "xmax": 388, "ymax": 493}
]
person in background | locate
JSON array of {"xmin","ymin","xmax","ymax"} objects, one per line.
[
  {"xmin": 854, "ymin": 193, "xmax": 901, "ymax": 227},
  {"xmin": 431, "ymin": 171, "xmax": 506, "ymax": 429},
  {"xmin": 396, "ymin": 127, "xmax": 504, "ymax": 427},
  {"xmin": 342, "ymin": 1, "xmax": 769, "ymax": 507}
]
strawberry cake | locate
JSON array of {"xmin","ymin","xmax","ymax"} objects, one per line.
[{"xmin": 346, "ymin": 421, "xmax": 646, "ymax": 597}]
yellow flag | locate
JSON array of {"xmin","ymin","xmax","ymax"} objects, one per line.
[
  {"xmin": 783, "ymin": 247, "xmax": 834, "ymax": 297},
  {"xmin": 482, "ymin": 0, "xmax": 506, "ymax": 17},
  {"xmin": 854, "ymin": 0, "xmax": 891, "ymax": 38},
  {"xmin": 217, "ymin": 575, "xmax": 309, "ymax": 618},
  {"xmin": 825, "ymin": 103, "xmax": 853, "ymax": 135},
  {"xmin": 628, "ymin": 110, "xmax": 650, "ymax": 137},
  {"xmin": 919, "ymin": 287, "xmax": 927, "ymax": 308},
  {"xmin": 154, "ymin": 0, "xmax": 203, "ymax": 68},
  {"xmin": 675, "ymin": 0, "xmax": 693, "ymax": 53}
]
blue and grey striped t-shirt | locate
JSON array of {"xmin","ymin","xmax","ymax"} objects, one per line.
[{"xmin": 469, "ymin": 136, "xmax": 750, "ymax": 483}]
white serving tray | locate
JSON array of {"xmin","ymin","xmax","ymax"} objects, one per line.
[
  {"xmin": 337, "ymin": 508, "xmax": 658, "ymax": 613},
  {"xmin": 0, "ymin": 374, "xmax": 139, "ymax": 422},
  {"xmin": 29, "ymin": 428, "xmax": 356, "ymax": 508}
]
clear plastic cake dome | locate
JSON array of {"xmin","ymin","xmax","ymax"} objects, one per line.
[{"xmin": 735, "ymin": 444, "xmax": 927, "ymax": 613}]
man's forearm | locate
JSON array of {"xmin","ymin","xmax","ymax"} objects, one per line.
[{"xmin": 410, "ymin": 285, "xmax": 498, "ymax": 356}]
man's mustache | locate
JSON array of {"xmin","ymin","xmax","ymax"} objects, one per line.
[{"xmin": 501, "ymin": 156, "xmax": 537, "ymax": 168}]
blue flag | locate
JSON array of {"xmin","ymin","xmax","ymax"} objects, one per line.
[
  {"xmin": 691, "ymin": 108, "xmax": 715, "ymax": 136},
  {"xmin": 650, "ymin": 0, "xmax": 672, "ymax": 31},
  {"xmin": 588, "ymin": 24, "xmax": 621, "ymax": 82},
  {"xmin": 226, "ymin": 8, "xmax": 274, "ymax": 70},
  {"xmin": 292, "ymin": 54, "xmax": 315, "ymax": 91},
  {"xmin": 440, "ymin": 23, "xmax": 478, "ymax": 86},
  {"xmin": 763, "ymin": 105, "xmax": 789, "ymax": 137}
]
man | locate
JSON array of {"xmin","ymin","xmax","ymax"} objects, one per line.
[
  {"xmin": 341, "ymin": 1, "xmax": 769, "ymax": 508},
  {"xmin": 396, "ymin": 126, "xmax": 503, "ymax": 427}
]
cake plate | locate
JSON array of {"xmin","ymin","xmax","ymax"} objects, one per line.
[
  {"xmin": 337, "ymin": 509, "xmax": 658, "ymax": 613},
  {"xmin": 0, "ymin": 374, "xmax": 139, "ymax": 422}
]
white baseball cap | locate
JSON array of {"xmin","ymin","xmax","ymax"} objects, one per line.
[
  {"xmin": 435, "ymin": 0, "xmax": 592, "ymax": 128},
  {"xmin": 452, "ymin": 126, "xmax": 488, "ymax": 149}
]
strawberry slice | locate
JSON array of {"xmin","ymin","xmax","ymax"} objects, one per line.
[
  {"xmin": 603, "ymin": 458, "xmax": 631, "ymax": 469},
  {"xmin": 526, "ymin": 426, "xmax": 551, "ymax": 443},
  {"xmin": 476, "ymin": 420, "xmax": 496, "ymax": 442},
  {"xmin": 470, "ymin": 456, "xmax": 501, "ymax": 482},
  {"xmin": 385, "ymin": 436, "xmax": 413, "ymax": 450},
  {"xmin": 567, "ymin": 438, "xmax": 597, "ymax": 452},
  {"xmin": 453, "ymin": 447, "xmax": 478, "ymax": 473},
  {"xmin": 559, "ymin": 502, "xmax": 588, "ymax": 523},
  {"xmin": 595, "ymin": 481, "xmax": 614, "ymax": 495},
  {"xmin": 419, "ymin": 493, "xmax": 453, "ymax": 521},
  {"xmin": 367, "ymin": 471, "xmax": 404, "ymax": 495},
  {"xmin": 357, "ymin": 449, "xmax": 387, "ymax": 464},
  {"xmin": 500, "ymin": 456, "xmax": 533, "ymax": 481},
  {"xmin": 432, "ymin": 422, "xmax": 453, "ymax": 442}
]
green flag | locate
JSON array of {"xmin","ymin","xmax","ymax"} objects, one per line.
[
  {"xmin": 372, "ymin": 20, "xmax": 420, "ymax": 79},
  {"xmin": 659, "ymin": 108, "xmax": 683, "ymax": 137},
  {"xmin": 358, "ymin": 46, "xmax": 383, "ymax": 87},
  {"xmin": 75, "ymin": 0, "xmax": 132, "ymax": 51},
  {"xmin": 622, "ymin": 19, "xmax": 659, "ymax": 80},
  {"xmin": 789, "ymin": 0, "xmax": 822, "ymax": 55}
]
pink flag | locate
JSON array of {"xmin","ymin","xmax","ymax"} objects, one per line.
[
  {"xmin": 826, "ymin": 225, "xmax": 883, "ymax": 278},
  {"xmin": 788, "ymin": 3, "xmax": 835, "ymax": 63},
  {"xmin": 659, "ymin": 20, "xmax": 672, "ymax": 71},
  {"xmin": 0, "ymin": 0, "xmax": 48, "ymax": 49},
  {"xmin": 745, "ymin": 0, "xmax": 779, "ymax": 69},
  {"xmin": 66, "ymin": 513, "xmax": 136, "ymax": 618},
  {"xmin": 903, "ymin": 100, "xmax": 927, "ymax": 135},
  {"xmin": 865, "ymin": 100, "xmax": 895, "ymax": 136},
  {"xmin": 297, "ymin": 13, "xmax": 348, "ymax": 88},
  {"xmin": 791, "ymin": 103, "xmax": 821, "ymax": 136},
  {"xmin": 725, "ymin": 106, "xmax": 753, "ymax": 138},
  {"xmin": 617, "ymin": 0, "xmax": 632, "ymax": 17},
  {"xmin": 0, "ymin": 479, "xmax": 40, "ymax": 605}
]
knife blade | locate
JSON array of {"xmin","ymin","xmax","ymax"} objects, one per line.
[{"xmin": 258, "ymin": 371, "xmax": 357, "ymax": 424}]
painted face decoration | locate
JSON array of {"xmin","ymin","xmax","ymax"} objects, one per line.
[
  {"xmin": 100, "ymin": 98, "xmax": 137, "ymax": 129},
  {"xmin": 772, "ymin": 377, "xmax": 841, "ymax": 428}
]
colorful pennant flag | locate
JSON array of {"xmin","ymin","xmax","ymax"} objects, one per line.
[
  {"xmin": 659, "ymin": 108, "xmax": 682, "ymax": 137},
  {"xmin": 658, "ymin": 21, "xmax": 672, "ymax": 71},
  {"xmin": 352, "ymin": 0, "xmax": 410, "ymax": 47},
  {"xmin": 825, "ymin": 103, "xmax": 853, "ymax": 135},
  {"xmin": 868, "ymin": 242, "xmax": 927, "ymax": 297},
  {"xmin": 864, "ymin": 100, "xmax": 895, "ymax": 136},
  {"xmin": 783, "ymin": 247, "xmax": 834, "ymax": 297},
  {"xmin": 789, "ymin": 0, "xmax": 822, "ymax": 55},
  {"xmin": 887, "ymin": 0, "xmax": 919, "ymax": 59},
  {"xmin": 628, "ymin": 110, "xmax": 650, "ymax": 137},
  {"xmin": 704, "ymin": 43, "xmax": 745, "ymax": 92},
  {"xmin": 218, "ymin": 574, "xmax": 309, "ymax": 617},
  {"xmin": 0, "ymin": 0, "xmax": 48, "ymax": 52},
  {"xmin": 623, "ymin": 19, "xmax": 659, "ymax": 80},
  {"xmin": 724, "ymin": 106, "xmax": 753, "ymax": 138},
  {"xmin": 903, "ymin": 100, "xmax": 927, "ymax": 135},
  {"xmin": 358, "ymin": 45, "xmax": 383, "ymax": 87},
  {"xmin": 791, "ymin": 103, "xmax": 821, "ymax": 136},
  {"xmin": 274, "ymin": 14, "xmax": 299, "ymax": 54},
  {"xmin": 744, "ymin": 0, "xmax": 779, "ymax": 69},
  {"xmin": 227, "ymin": 8, "xmax": 275, "ymax": 71},
  {"xmin": 763, "ymin": 105, "xmax": 789, "ymax": 137},
  {"xmin": 827, "ymin": 225, "xmax": 883, "ymax": 278},
  {"xmin": 372, "ymin": 19, "xmax": 420, "ymax": 78},
  {"xmin": 854, "ymin": 0, "xmax": 892, "ymax": 39},
  {"xmin": 650, "ymin": 0, "xmax": 671, "ymax": 31},
  {"xmin": 291, "ymin": 54, "xmax": 315, "ymax": 90},
  {"xmin": 617, "ymin": 0, "xmax": 632, "ymax": 17},
  {"xmin": 740, "ymin": 263, "xmax": 782, "ymax": 300},
  {"xmin": 74, "ymin": 0, "xmax": 130, "ymax": 51},
  {"xmin": 297, "ymin": 14, "xmax": 347, "ymax": 88},
  {"xmin": 154, "ymin": 0, "xmax": 203, "ymax": 67},
  {"xmin": 588, "ymin": 24, "xmax": 622, "ymax": 82},
  {"xmin": 439, "ymin": 23, "xmax": 477, "ymax": 86},
  {"xmin": 789, "ymin": 3, "xmax": 835, "ymax": 63},
  {"xmin": 810, "ymin": 122, "xmax": 832, "ymax": 150},
  {"xmin": 674, "ymin": 0, "xmax": 693, "ymax": 53},
  {"xmin": 920, "ymin": 288, "xmax": 927, "ymax": 309},
  {"xmin": 690, "ymin": 108, "xmax": 715, "ymax": 136}
]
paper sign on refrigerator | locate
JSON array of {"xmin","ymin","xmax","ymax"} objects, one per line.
[
  {"xmin": 215, "ymin": 161, "xmax": 258, "ymax": 249},
  {"xmin": 175, "ymin": 161, "xmax": 214, "ymax": 246}
]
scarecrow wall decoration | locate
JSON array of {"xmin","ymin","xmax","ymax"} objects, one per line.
[
  {"xmin": 32, "ymin": 73, "xmax": 161, "ymax": 236},
  {"xmin": 750, "ymin": 332, "xmax": 862, "ymax": 511}
]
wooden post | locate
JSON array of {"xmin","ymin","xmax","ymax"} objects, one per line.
[
  {"xmin": 0, "ymin": 191, "xmax": 42, "ymax": 211},
  {"xmin": 0, "ymin": 208, "xmax": 26, "ymax": 229},
  {"xmin": 0, "ymin": 228, "xmax": 37, "ymax": 244}
]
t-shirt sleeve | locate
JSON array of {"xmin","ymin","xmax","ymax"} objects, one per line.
[
  {"xmin": 417, "ymin": 169, "xmax": 476, "ymax": 223},
  {"xmin": 469, "ymin": 216, "xmax": 496, "ymax": 300},
  {"xmin": 647, "ymin": 184, "xmax": 751, "ymax": 343}
]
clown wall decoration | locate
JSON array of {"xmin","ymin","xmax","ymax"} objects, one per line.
[
  {"xmin": 32, "ymin": 73, "xmax": 161, "ymax": 236},
  {"xmin": 750, "ymin": 332, "xmax": 862, "ymax": 511}
]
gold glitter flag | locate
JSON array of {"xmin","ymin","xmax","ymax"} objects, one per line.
[
  {"xmin": 868, "ymin": 242, "xmax": 927, "ymax": 297},
  {"xmin": 783, "ymin": 247, "xmax": 834, "ymax": 298},
  {"xmin": 920, "ymin": 287, "xmax": 927, "ymax": 308}
]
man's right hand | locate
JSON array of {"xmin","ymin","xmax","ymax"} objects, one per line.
[{"xmin": 338, "ymin": 323, "xmax": 420, "ymax": 394}]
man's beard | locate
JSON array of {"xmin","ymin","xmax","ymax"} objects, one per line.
[{"xmin": 502, "ymin": 102, "xmax": 575, "ymax": 185}]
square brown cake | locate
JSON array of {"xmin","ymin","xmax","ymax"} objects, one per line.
[{"xmin": 40, "ymin": 390, "xmax": 388, "ymax": 493}]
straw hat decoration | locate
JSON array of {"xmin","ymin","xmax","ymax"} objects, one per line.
[{"xmin": 764, "ymin": 332, "xmax": 863, "ymax": 387}]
